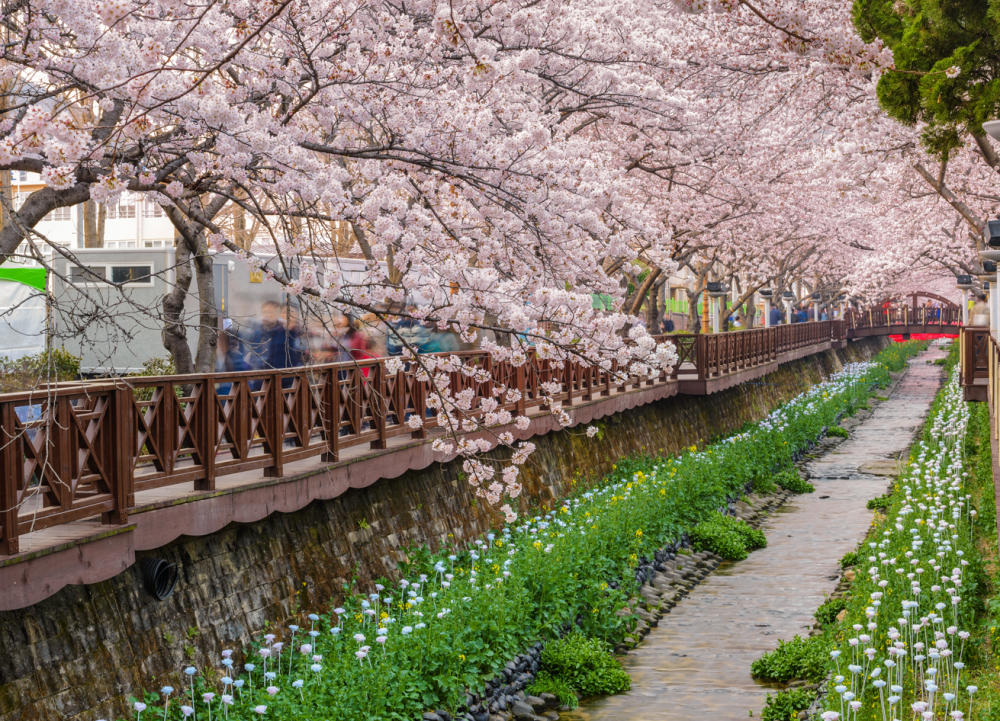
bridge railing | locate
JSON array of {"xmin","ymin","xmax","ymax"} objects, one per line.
[
  {"xmin": 846, "ymin": 305, "xmax": 962, "ymax": 330},
  {"xmin": 0, "ymin": 312, "xmax": 960, "ymax": 556}
]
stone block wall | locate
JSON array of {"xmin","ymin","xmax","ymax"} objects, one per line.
[{"xmin": 0, "ymin": 337, "xmax": 888, "ymax": 721}]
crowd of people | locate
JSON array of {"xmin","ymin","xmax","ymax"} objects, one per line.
[{"xmin": 216, "ymin": 302, "xmax": 467, "ymax": 376}]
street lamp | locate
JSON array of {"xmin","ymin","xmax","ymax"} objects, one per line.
[
  {"xmin": 975, "ymin": 260, "xmax": 997, "ymax": 331},
  {"xmin": 706, "ymin": 281, "xmax": 727, "ymax": 333},
  {"xmin": 956, "ymin": 274, "xmax": 974, "ymax": 325},
  {"xmin": 759, "ymin": 288, "xmax": 774, "ymax": 328},
  {"xmin": 782, "ymin": 290, "xmax": 795, "ymax": 325}
]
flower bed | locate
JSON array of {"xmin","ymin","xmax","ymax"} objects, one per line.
[
  {"xmin": 127, "ymin": 344, "xmax": 923, "ymax": 721},
  {"xmin": 753, "ymin": 344, "xmax": 994, "ymax": 721},
  {"xmin": 813, "ymin": 360, "xmax": 976, "ymax": 721}
]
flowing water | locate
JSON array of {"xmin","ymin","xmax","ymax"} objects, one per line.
[{"xmin": 561, "ymin": 347, "xmax": 946, "ymax": 721}]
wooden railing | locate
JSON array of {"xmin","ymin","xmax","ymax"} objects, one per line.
[
  {"xmin": 0, "ymin": 345, "xmax": 674, "ymax": 555},
  {"xmin": 694, "ymin": 320, "xmax": 845, "ymax": 380},
  {"xmin": 846, "ymin": 305, "xmax": 962, "ymax": 331},
  {"xmin": 0, "ymin": 311, "xmax": 962, "ymax": 557},
  {"xmin": 960, "ymin": 327, "xmax": 990, "ymax": 388}
]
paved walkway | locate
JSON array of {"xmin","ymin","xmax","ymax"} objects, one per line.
[{"xmin": 561, "ymin": 346, "xmax": 946, "ymax": 721}]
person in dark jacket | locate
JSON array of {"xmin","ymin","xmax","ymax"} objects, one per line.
[{"xmin": 769, "ymin": 305, "xmax": 783, "ymax": 325}]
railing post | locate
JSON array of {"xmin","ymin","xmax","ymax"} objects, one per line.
[
  {"xmin": 265, "ymin": 372, "xmax": 285, "ymax": 478},
  {"xmin": 696, "ymin": 334, "xmax": 707, "ymax": 381},
  {"xmin": 150, "ymin": 381, "xmax": 176, "ymax": 477},
  {"xmin": 322, "ymin": 367, "xmax": 341, "ymax": 461},
  {"xmin": 370, "ymin": 362, "xmax": 388, "ymax": 450},
  {"xmin": 195, "ymin": 379, "xmax": 216, "ymax": 491},
  {"xmin": 515, "ymin": 363, "xmax": 528, "ymax": 414},
  {"xmin": 582, "ymin": 361, "xmax": 594, "ymax": 401},
  {"xmin": 562, "ymin": 360, "xmax": 575, "ymax": 406},
  {"xmin": 409, "ymin": 363, "xmax": 427, "ymax": 440},
  {"xmin": 103, "ymin": 385, "xmax": 132, "ymax": 525},
  {"xmin": 0, "ymin": 401, "xmax": 19, "ymax": 556},
  {"xmin": 54, "ymin": 396, "xmax": 72, "ymax": 513}
]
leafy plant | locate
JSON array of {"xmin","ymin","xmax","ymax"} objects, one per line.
[
  {"xmin": 774, "ymin": 469, "xmax": 814, "ymax": 494},
  {"xmin": 527, "ymin": 672, "xmax": 578, "ymax": 709},
  {"xmin": 690, "ymin": 514, "xmax": 766, "ymax": 561},
  {"xmin": 826, "ymin": 426, "xmax": 849, "ymax": 438},
  {"xmin": 539, "ymin": 633, "xmax": 631, "ymax": 697},
  {"xmin": 750, "ymin": 635, "xmax": 828, "ymax": 682},
  {"xmin": 866, "ymin": 494, "xmax": 891, "ymax": 510},
  {"xmin": 0, "ymin": 348, "xmax": 80, "ymax": 392},
  {"xmin": 840, "ymin": 550, "xmax": 860, "ymax": 568},
  {"xmin": 752, "ymin": 472, "xmax": 778, "ymax": 495},
  {"xmin": 760, "ymin": 689, "xmax": 814, "ymax": 721},
  {"xmin": 814, "ymin": 596, "xmax": 847, "ymax": 626}
]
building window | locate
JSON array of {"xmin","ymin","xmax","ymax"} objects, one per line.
[
  {"xmin": 69, "ymin": 265, "xmax": 108, "ymax": 284},
  {"xmin": 110, "ymin": 265, "xmax": 153, "ymax": 285},
  {"xmin": 44, "ymin": 206, "xmax": 72, "ymax": 222},
  {"xmin": 12, "ymin": 171, "xmax": 27, "ymax": 182},
  {"xmin": 69, "ymin": 264, "xmax": 153, "ymax": 286},
  {"xmin": 143, "ymin": 200, "xmax": 165, "ymax": 218},
  {"xmin": 106, "ymin": 202, "xmax": 136, "ymax": 219}
]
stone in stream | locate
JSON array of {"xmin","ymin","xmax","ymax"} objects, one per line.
[
  {"xmin": 538, "ymin": 693, "xmax": 560, "ymax": 708},
  {"xmin": 510, "ymin": 699, "xmax": 538, "ymax": 718},
  {"xmin": 524, "ymin": 696, "xmax": 548, "ymax": 712}
]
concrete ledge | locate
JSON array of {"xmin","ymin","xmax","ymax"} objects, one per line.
[{"xmin": 0, "ymin": 525, "xmax": 135, "ymax": 610}]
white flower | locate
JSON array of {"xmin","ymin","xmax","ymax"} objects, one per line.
[{"xmin": 945, "ymin": 66, "xmax": 961, "ymax": 79}]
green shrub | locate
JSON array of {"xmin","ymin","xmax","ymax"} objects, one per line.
[
  {"xmin": 866, "ymin": 494, "xmax": 891, "ymax": 510},
  {"xmin": 539, "ymin": 633, "xmax": 631, "ymax": 698},
  {"xmin": 752, "ymin": 473, "xmax": 778, "ymax": 495},
  {"xmin": 774, "ymin": 469, "xmax": 815, "ymax": 494},
  {"xmin": 527, "ymin": 672, "xmax": 578, "ymax": 709},
  {"xmin": 750, "ymin": 635, "xmax": 828, "ymax": 682},
  {"xmin": 760, "ymin": 689, "xmax": 815, "ymax": 721},
  {"xmin": 840, "ymin": 550, "xmax": 860, "ymax": 568},
  {"xmin": 814, "ymin": 596, "xmax": 847, "ymax": 626},
  {"xmin": 690, "ymin": 514, "xmax": 766, "ymax": 561},
  {"xmin": 826, "ymin": 426, "xmax": 849, "ymax": 438},
  {"xmin": 0, "ymin": 348, "xmax": 80, "ymax": 391}
]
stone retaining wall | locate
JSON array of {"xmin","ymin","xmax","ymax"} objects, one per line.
[{"xmin": 0, "ymin": 337, "xmax": 889, "ymax": 721}]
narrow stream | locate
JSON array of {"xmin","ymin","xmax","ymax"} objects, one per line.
[{"xmin": 561, "ymin": 347, "xmax": 946, "ymax": 721}]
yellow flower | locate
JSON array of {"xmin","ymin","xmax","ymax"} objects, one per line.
[
  {"xmin": 459, "ymin": 654, "xmax": 466, "ymax": 661},
  {"xmin": 635, "ymin": 530, "xmax": 643, "ymax": 537},
  {"xmin": 689, "ymin": 445, "xmax": 697, "ymax": 453},
  {"xmin": 533, "ymin": 541, "xmax": 542, "ymax": 549}
]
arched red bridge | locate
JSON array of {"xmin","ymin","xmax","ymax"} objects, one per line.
[{"xmin": 0, "ymin": 309, "xmax": 964, "ymax": 610}]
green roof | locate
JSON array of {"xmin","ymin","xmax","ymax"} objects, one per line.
[
  {"xmin": 592, "ymin": 294, "xmax": 615, "ymax": 310},
  {"xmin": 0, "ymin": 267, "xmax": 46, "ymax": 292}
]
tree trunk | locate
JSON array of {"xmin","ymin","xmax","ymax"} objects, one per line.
[
  {"xmin": 646, "ymin": 284, "xmax": 658, "ymax": 334},
  {"xmin": 83, "ymin": 199, "xmax": 106, "ymax": 248},
  {"xmin": 484, "ymin": 310, "xmax": 511, "ymax": 347},
  {"xmin": 0, "ymin": 169, "xmax": 10, "ymax": 233},
  {"xmin": 192, "ymin": 249, "xmax": 218, "ymax": 373},
  {"xmin": 161, "ymin": 240, "xmax": 195, "ymax": 375},
  {"xmin": 685, "ymin": 287, "xmax": 701, "ymax": 334}
]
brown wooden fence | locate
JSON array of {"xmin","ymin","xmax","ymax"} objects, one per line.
[{"xmin": 0, "ymin": 313, "xmax": 961, "ymax": 556}]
